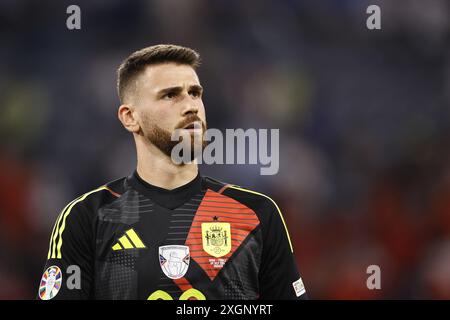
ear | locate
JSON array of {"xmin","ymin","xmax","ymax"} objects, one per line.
[{"xmin": 118, "ymin": 104, "xmax": 140, "ymax": 133}]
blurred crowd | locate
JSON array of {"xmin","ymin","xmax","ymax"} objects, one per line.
[{"xmin": 0, "ymin": 0, "xmax": 449, "ymax": 299}]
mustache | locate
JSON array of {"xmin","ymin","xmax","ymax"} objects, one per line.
[{"xmin": 175, "ymin": 115, "xmax": 206, "ymax": 130}]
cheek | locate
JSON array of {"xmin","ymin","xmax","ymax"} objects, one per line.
[
  {"xmin": 139, "ymin": 111, "xmax": 153, "ymax": 128},
  {"xmin": 198, "ymin": 102, "xmax": 206, "ymax": 119},
  {"xmin": 142, "ymin": 108, "xmax": 174, "ymax": 130}
]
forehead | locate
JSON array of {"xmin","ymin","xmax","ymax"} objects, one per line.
[{"xmin": 138, "ymin": 63, "xmax": 200, "ymax": 92}]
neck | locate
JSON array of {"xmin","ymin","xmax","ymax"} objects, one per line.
[{"xmin": 135, "ymin": 137, "xmax": 198, "ymax": 190}]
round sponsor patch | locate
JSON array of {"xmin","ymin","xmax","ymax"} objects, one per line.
[{"xmin": 39, "ymin": 266, "xmax": 62, "ymax": 300}]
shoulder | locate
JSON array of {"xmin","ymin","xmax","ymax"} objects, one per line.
[
  {"xmin": 202, "ymin": 176, "xmax": 278, "ymax": 213},
  {"xmin": 47, "ymin": 177, "xmax": 127, "ymax": 259},
  {"xmin": 202, "ymin": 176, "xmax": 293, "ymax": 252},
  {"xmin": 57, "ymin": 176, "xmax": 127, "ymax": 224},
  {"xmin": 202, "ymin": 176, "xmax": 282, "ymax": 223}
]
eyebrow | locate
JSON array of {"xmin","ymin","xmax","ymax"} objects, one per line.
[{"xmin": 156, "ymin": 85, "xmax": 203, "ymax": 97}]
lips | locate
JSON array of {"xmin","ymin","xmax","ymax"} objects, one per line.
[
  {"xmin": 182, "ymin": 120, "xmax": 204, "ymax": 131},
  {"xmin": 183, "ymin": 123, "xmax": 196, "ymax": 129}
]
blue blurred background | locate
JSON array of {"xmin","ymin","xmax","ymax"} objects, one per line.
[{"xmin": 0, "ymin": 0, "xmax": 449, "ymax": 299}]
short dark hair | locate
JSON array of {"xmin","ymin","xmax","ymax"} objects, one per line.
[{"xmin": 117, "ymin": 44, "xmax": 201, "ymax": 103}]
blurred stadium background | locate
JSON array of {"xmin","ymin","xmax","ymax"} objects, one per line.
[{"xmin": 0, "ymin": 0, "xmax": 449, "ymax": 299}]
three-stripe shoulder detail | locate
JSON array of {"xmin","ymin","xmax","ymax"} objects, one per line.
[
  {"xmin": 227, "ymin": 185, "xmax": 294, "ymax": 253},
  {"xmin": 47, "ymin": 186, "xmax": 119, "ymax": 259}
]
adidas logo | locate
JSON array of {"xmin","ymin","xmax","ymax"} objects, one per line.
[{"xmin": 112, "ymin": 229, "xmax": 146, "ymax": 251}]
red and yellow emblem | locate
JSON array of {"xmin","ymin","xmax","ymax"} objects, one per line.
[{"xmin": 201, "ymin": 222, "xmax": 231, "ymax": 258}]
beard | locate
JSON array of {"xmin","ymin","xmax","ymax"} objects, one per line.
[{"xmin": 141, "ymin": 114, "xmax": 208, "ymax": 163}]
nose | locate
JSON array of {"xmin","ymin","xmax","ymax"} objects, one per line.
[{"xmin": 180, "ymin": 94, "xmax": 199, "ymax": 116}]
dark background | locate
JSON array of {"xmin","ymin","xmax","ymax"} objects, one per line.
[{"xmin": 0, "ymin": 0, "xmax": 449, "ymax": 299}]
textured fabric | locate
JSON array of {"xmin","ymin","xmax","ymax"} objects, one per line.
[{"xmin": 37, "ymin": 171, "xmax": 306, "ymax": 300}]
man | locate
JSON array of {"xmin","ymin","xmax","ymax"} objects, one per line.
[{"xmin": 38, "ymin": 44, "xmax": 307, "ymax": 300}]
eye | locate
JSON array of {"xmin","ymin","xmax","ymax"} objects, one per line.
[
  {"xmin": 163, "ymin": 92, "xmax": 177, "ymax": 99},
  {"xmin": 189, "ymin": 90, "xmax": 201, "ymax": 98}
]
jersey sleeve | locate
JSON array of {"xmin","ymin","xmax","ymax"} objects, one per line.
[
  {"xmin": 258, "ymin": 200, "xmax": 308, "ymax": 300},
  {"xmin": 37, "ymin": 199, "xmax": 94, "ymax": 300}
]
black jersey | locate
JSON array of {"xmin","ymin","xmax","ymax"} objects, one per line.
[{"xmin": 37, "ymin": 171, "xmax": 307, "ymax": 300}]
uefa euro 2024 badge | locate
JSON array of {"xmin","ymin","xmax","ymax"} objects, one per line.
[
  {"xmin": 39, "ymin": 266, "xmax": 62, "ymax": 300},
  {"xmin": 159, "ymin": 245, "xmax": 190, "ymax": 279}
]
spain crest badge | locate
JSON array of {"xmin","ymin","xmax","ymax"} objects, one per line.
[{"xmin": 201, "ymin": 222, "xmax": 231, "ymax": 258}]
